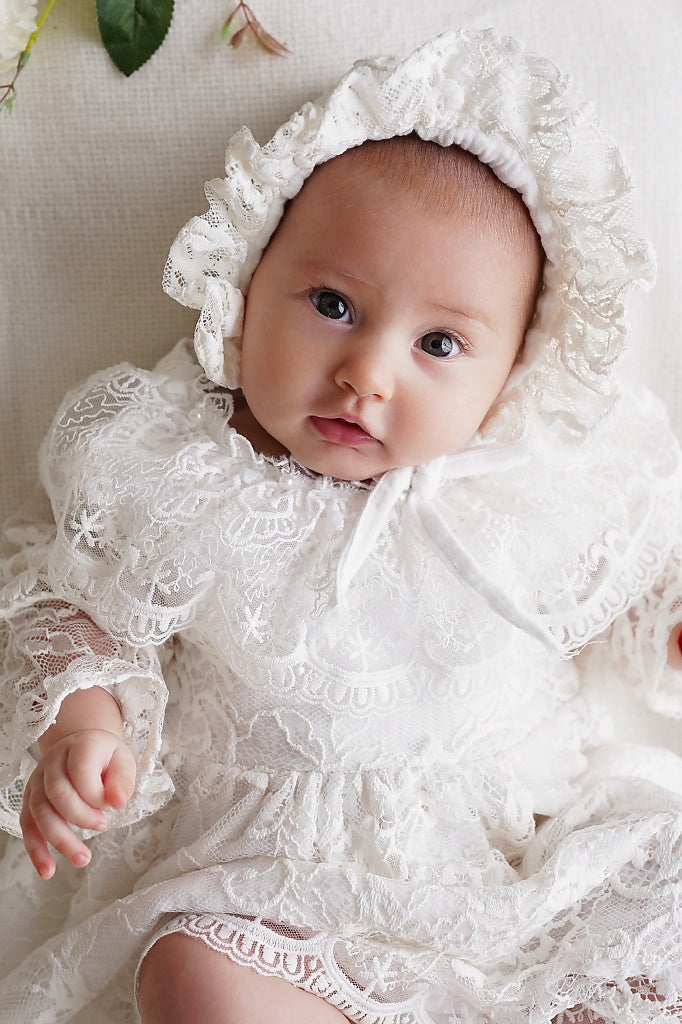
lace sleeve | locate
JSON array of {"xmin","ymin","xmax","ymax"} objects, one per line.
[
  {"xmin": 588, "ymin": 544, "xmax": 682, "ymax": 719},
  {"xmin": 0, "ymin": 543, "xmax": 173, "ymax": 839},
  {"xmin": 38, "ymin": 359, "xmax": 219, "ymax": 645},
  {"xmin": 0, "ymin": 354, "xmax": 231, "ymax": 841}
]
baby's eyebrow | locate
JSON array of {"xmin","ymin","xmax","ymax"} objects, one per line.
[
  {"xmin": 432, "ymin": 301, "xmax": 494, "ymax": 333},
  {"xmin": 302, "ymin": 261, "xmax": 381, "ymax": 293}
]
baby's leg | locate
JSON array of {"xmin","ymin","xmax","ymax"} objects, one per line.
[
  {"xmin": 552, "ymin": 1012, "xmax": 608, "ymax": 1023},
  {"xmin": 552, "ymin": 977, "xmax": 682, "ymax": 1023},
  {"xmin": 137, "ymin": 932, "xmax": 350, "ymax": 1024}
]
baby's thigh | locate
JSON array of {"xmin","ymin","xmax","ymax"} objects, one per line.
[{"xmin": 137, "ymin": 931, "xmax": 349, "ymax": 1024}]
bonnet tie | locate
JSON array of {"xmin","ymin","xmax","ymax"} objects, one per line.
[
  {"xmin": 335, "ymin": 445, "xmax": 565, "ymax": 655},
  {"xmin": 334, "ymin": 464, "xmax": 414, "ymax": 606}
]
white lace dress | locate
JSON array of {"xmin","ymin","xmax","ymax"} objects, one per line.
[
  {"xmin": 3, "ymin": 25, "xmax": 682, "ymax": 1024},
  {"xmin": 1, "ymin": 343, "xmax": 682, "ymax": 1024}
]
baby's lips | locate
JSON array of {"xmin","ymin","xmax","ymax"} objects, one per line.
[{"xmin": 310, "ymin": 415, "xmax": 377, "ymax": 445}]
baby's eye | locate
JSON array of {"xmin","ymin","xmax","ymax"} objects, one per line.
[
  {"xmin": 419, "ymin": 331, "xmax": 463, "ymax": 358},
  {"xmin": 310, "ymin": 289, "xmax": 352, "ymax": 322}
]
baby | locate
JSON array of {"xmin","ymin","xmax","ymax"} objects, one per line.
[{"xmin": 1, "ymin": 28, "xmax": 682, "ymax": 1024}]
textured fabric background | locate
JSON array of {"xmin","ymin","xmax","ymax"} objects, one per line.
[{"xmin": 1, "ymin": 0, "xmax": 680, "ymax": 523}]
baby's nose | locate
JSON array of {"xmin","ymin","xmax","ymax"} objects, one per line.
[{"xmin": 333, "ymin": 344, "xmax": 395, "ymax": 401}]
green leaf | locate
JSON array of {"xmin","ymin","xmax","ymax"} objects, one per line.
[
  {"xmin": 96, "ymin": 0, "xmax": 174, "ymax": 77},
  {"xmin": 220, "ymin": 8, "xmax": 239, "ymax": 42}
]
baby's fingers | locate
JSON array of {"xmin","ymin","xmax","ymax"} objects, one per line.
[
  {"xmin": 19, "ymin": 802, "xmax": 58, "ymax": 879},
  {"xmin": 64, "ymin": 734, "xmax": 136, "ymax": 812},
  {"xmin": 21, "ymin": 782, "xmax": 94, "ymax": 877},
  {"xmin": 42, "ymin": 751, "xmax": 109, "ymax": 831},
  {"xmin": 102, "ymin": 744, "xmax": 136, "ymax": 811}
]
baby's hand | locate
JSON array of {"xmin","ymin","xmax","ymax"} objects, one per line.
[{"xmin": 20, "ymin": 729, "xmax": 136, "ymax": 879}]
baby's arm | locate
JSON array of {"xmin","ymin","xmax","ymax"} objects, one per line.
[{"xmin": 20, "ymin": 685, "xmax": 136, "ymax": 879}]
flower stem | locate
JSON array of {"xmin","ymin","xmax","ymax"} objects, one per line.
[
  {"xmin": 1, "ymin": 0, "xmax": 60, "ymax": 113},
  {"xmin": 27, "ymin": 0, "xmax": 60, "ymax": 55},
  {"xmin": 220, "ymin": 1, "xmax": 289, "ymax": 56}
]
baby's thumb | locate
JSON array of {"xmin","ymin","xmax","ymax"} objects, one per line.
[{"xmin": 102, "ymin": 744, "xmax": 136, "ymax": 811}]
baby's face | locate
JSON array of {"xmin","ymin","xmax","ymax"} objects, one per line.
[{"xmin": 238, "ymin": 152, "xmax": 539, "ymax": 480}]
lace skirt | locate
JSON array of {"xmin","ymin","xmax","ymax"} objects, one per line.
[
  {"xmin": 137, "ymin": 912, "xmax": 678, "ymax": 1024},
  {"xmin": 137, "ymin": 912, "xmax": 472, "ymax": 1024}
]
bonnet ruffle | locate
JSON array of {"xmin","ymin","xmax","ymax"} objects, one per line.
[{"xmin": 163, "ymin": 27, "xmax": 654, "ymax": 449}]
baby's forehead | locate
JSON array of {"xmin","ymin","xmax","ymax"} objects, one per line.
[
  {"xmin": 296, "ymin": 137, "xmax": 538, "ymax": 247},
  {"xmin": 271, "ymin": 138, "xmax": 544, "ymax": 273}
]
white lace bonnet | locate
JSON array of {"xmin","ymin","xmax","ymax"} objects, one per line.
[{"xmin": 163, "ymin": 27, "xmax": 654, "ymax": 452}]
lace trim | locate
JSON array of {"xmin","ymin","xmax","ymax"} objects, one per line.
[
  {"xmin": 140, "ymin": 913, "xmax": 441, "ymax": 1024},
  {"xmin": 142, "ymin": 913, "xmax": 682, "ymax": 1024}
]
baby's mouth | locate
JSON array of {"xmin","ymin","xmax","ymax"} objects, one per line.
[{"xmin": 309, "ymin": 416, "xmax": 377, "ymax": 446}]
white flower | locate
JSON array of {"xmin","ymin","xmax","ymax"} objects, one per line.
[{"xmin": 0, "ymin": 0, "xmax": 38, "ymax": 68}]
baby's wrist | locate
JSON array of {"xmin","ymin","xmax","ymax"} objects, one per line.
[{"xmin": 38, "ymin": 687, "xmax": 124, "ymax": 753}]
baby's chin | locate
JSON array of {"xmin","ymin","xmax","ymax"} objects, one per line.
[
  {"xmin": 294, "ymin": 456, "xmax": 378, "ymax": 484},
  {"xmin": 290, "ymin": 448, "xmax": 389, "ymax": 484}
]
